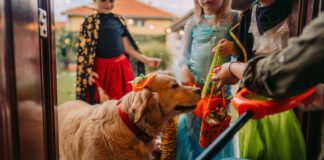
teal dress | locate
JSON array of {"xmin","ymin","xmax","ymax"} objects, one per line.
[{"xmin": 176, "ymin": 15, "xmax": 236, "ymax": 160}]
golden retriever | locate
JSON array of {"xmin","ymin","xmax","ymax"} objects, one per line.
[{"xmin": 58, "ymin": 71, "xmax": 201, "ymax": 160}]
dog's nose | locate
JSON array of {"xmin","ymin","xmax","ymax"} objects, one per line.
[{"xmin": 195, "ymin": 88, "xmax": 202, "ymax": 94}]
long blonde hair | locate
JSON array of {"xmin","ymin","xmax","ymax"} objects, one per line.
[{"xmin": 194, "ymin": 0, "xmax": 232, "ymax": 25}]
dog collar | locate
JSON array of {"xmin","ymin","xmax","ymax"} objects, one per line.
[{"xmin": 117, "ymin": 102, "xmax": 153, "ymax": 144}]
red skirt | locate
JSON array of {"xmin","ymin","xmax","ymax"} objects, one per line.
[{"xmin": 87, "ymin": 54, "xmax": 134, "ymax": 102}]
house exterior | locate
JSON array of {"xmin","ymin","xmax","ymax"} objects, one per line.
[
  {"xmin": 61, "ymin": 0, "xmax": 176, "ymax": 36},
  {"xmin": 55, "ymin": 21, "xmax": 66, "ymax": 29}
]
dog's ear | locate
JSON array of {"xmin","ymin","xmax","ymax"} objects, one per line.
[
  {"xmin": 156, "ymin": 70, "xmax": 176, "ymax": 77},
  {"xmin": 131, "ymin": 88, "xmax": 153, "ymax": 122}
]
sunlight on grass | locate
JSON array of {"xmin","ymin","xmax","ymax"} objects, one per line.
[{"xmin": 57, "ymin": 71, "xmax": 76, "ymax": 105}]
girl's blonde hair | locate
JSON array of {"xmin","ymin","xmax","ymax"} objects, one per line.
[{"xmin": 194, "ymin": 0, "xmax": 232, "ymax": 25}]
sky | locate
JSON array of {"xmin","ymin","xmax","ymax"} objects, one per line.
[{"xmin": 54, "ymin": 0, "xmax": 194, "ymax": 21}]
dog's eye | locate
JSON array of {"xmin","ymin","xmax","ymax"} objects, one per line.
[{"xmin": 171, "ymin": 83, "xmax": 179, "ymax": 89}]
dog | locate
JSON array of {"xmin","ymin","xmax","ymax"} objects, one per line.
[{"xmin": 58, "ymin": 71, "xmax": 201, "ymax": 160}]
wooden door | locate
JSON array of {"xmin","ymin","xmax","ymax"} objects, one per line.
[
  {"xmin": 0, "ymin": 0, "xmax": 58, "ymax": 159},
  {"xmin": 290, "ymin": 0, "xmax": 324, "ymax": 159}
]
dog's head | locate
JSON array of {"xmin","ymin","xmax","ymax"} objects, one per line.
[
  {"xmin": 144, "ymin": 71, "xmax": 201, "ymax": 119},
  {"xmin": 123, "ymin": 72, "xmax": 200, "ymax": 135},
  {"xmin": 121, "ymin": 71, "xmax": 200, "ymax": 135},
  {"xmin": 124, "ymin": 71, "xmax": 201, "ymax": 121}
]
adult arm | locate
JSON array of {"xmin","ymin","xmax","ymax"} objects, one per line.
[{"xmin": 243, "ymin": 13, "xmax": 324, "ymax": 98}]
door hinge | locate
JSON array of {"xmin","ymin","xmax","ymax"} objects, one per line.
[{"xmin": 39, "ymin": 8, "xmax": 48, "ymax": 38}]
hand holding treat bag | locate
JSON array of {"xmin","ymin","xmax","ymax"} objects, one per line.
[{"xmin": 195, "ymin": 45, "xmax": 232, "ymax": 148}]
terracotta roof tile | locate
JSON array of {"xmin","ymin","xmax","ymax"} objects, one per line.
[
  {"xmin": 62, "ymin": 0, "xmax": 175, "ymax": 19},
  {"xmin": 55, "ymin": 21, "xmax": 66, "ymax": 28},
  {"xmin": 62, "ymin": 7, "xmax": 93, "ymax": 15}
]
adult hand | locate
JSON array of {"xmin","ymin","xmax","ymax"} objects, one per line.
[
  {"xmin": 146, "ymin": 57, "xmax": 161, "ymax": 68},
  {"xmin": 211, "ymin": 63, "xmax": 239, "ymax": 89},
  {"xmin": 88, "ymin": 71, "xmax": 99, "ymax": 86}
]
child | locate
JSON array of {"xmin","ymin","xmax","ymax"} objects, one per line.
[
  {"xmin": 216, "ymin": 0, "xmax": 307, "ymax": 159},
  {"xmin": 176, "ymin": 0, "xmax": 239, "ymax": 159},
  {"xmin": 221, "ymin": 0, "xmax": 291, "ymax": 61},
  {"xmin": 76, "ymin": 0, "xmax": 161, "ymax": 103}
]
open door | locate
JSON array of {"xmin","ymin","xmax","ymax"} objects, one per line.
[
  {"xmin": 290, "ymin": 0, "xmax": 324, "ymax": 159},
  {"xmin": 0, "ymin": 0, "xmax": 58, "ymax": 159}
]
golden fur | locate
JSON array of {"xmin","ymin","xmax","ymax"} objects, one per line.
[{"xmin": 58, "ymin": 71, "xmax": 201, "ymax": 160}]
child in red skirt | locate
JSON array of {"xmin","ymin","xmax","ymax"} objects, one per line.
[{"xmin": 76, "ymin": 0, "xmax": 161, "ymax": 103}]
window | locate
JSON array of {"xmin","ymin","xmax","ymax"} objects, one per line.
[
  {"xmin": 127, "ymin": 18, "xmax": 145, "ymax": 27},
  {"xmin": 134, "ymin": 19, "xmax": 145, "ymax": 27}
]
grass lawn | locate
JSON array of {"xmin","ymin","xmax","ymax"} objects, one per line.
[{"xmin": 57, "ymin": 70, "xmax": 76, "ymax": 105}]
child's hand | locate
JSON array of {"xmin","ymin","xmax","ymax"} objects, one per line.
[
  {"xmin": 180, "ymin": 65, "xmax": 195, "ymax": 86},
  {"xmin": 146, "ymin": 57, "xmax": 161, "ymax": 68},
  {"xmin": 88, "ymin": 71, "xmax": 99, "ymax": 86},
  {"xmin": 217, "ymin": 39, "xmax": 239, "ymax": 57}
]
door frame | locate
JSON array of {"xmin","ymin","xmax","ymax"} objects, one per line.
[
  {"xmin": 39, "ymin": 0, "xmax": 59, "ymax": 159},
  {"xmin": 291, "ymin": 0, "xmax": 324, "ymax": 159},
  {"xmin": 0, "ymin": 0, "xmax": 58, "ymax": 159}
]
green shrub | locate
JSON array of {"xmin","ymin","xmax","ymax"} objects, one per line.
[
  {"xmin": 139, "ymin": 41, "xmax": 171, "ymax": 73},
  {"xmin": 55, "ymin": 29, "xmax": 78, "ymax": 71},
  {"xmin": 133, "ymin": 35, "xmax": 165, "ymax": 43}
]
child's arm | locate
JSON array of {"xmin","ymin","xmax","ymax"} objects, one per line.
[
  {"xmin": 76, "ymin": 17, "xmax": 98, "ymax": 87},
  {"xmin": 180, "ymin": 65, "xmax": 195, "ymax": 86},
  {"xmin": 122, "ymin": 37, "xmax": 161, "ymax": 68},
  {"xmin": 180, "ymin": 20, "xmax": 195, "ymax": 86}
]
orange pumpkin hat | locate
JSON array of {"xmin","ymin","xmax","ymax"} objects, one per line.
[{"xmin": 131, "ymin": 73, "xmax": 157, "ymax": 91}]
